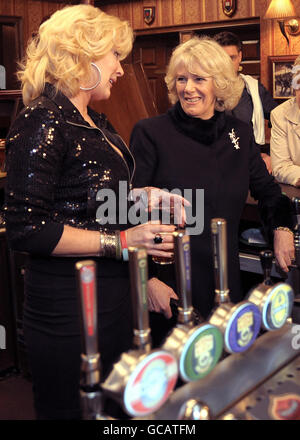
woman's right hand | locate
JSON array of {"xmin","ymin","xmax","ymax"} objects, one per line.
[{"xmin": 126, "ymin": 222, "xmax": 176, "ymax": 257}]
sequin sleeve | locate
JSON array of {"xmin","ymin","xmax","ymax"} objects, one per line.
[{"xmin": 4, "ymin": 105, "xmax": 65, "ymax": 255}]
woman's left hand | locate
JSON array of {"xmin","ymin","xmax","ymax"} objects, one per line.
[{"xmin": 273, "ymin": 229, "xmax": 295, "ymax": 272}]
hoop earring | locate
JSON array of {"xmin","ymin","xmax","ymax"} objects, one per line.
[{"xmin": 80, "ymin": 62, "xmax": 101, "ymax": 91}]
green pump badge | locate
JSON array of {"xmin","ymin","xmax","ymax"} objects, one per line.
[
  {"xmin": 267, "ymin": 284, "xmax": 293, "ymax": 330},
  {"xmin": 181, "ymin": 324, "xmax": 223, "ymax": 381},
  {"xmin": 162, "ymin": 231, "xmax": 223, "ymax": 382}
]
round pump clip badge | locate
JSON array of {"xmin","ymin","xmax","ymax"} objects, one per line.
[
  {"xmin": 123, "ymin": 350, "xmax": 178, "ymax": 417},
  {"xmin": 225, "ymin": 302, "xmax": 261, "ymax": 353},
  {"xmin": 263, "ymin": 283, "xmax": 294, "ymax": 331},
  {"xmin": 180, "ymin": 324, "xmax": 223, "ymax": 382}
]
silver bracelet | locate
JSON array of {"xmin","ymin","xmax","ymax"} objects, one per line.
[{"xmin": 99, "ymin": 230, "xmax": 122, "ymax": 259}]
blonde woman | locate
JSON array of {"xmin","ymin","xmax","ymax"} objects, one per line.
[
  {"xmin": 4, "ymin": 5, "xmax": 181, "ymax": 419},
  {"xmin": 270, "ymin": 55, "xmax": 300, "ymax": 187},
  {"xmin": 131, "ymin": 37, "xmax": 294, "ymax": 329}
]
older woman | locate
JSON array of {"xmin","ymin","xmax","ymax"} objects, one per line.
[
  {"xmin": 131, "ymin": 37, "xmax": 294, "ymax": 322},
  {"xmin": 4, "ymin": 5, "xmax": 180, "ymax": 419},
  {"xmin": 270, "ymin": 55, "xmax": 300, "ymax": 187}
]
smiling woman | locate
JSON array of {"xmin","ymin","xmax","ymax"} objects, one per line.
[
  {"xmin": 175, "ymin": 69, "xmax": 216, "ymax": 119},
  {"xmin": 4, "ymin": 3, "xmax": 184, "ymax": 420},
  {"xmin": 130, "ymin": 36, "xmax": 295, "ymax": 342},
  {"xmin": 165, "ymin": 37, "xmax": 244, "ymax": 112}
]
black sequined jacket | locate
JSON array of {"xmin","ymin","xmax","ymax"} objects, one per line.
[{"xmin": 5, "ymin": 83, "xmax": 135, "ymax": 276}]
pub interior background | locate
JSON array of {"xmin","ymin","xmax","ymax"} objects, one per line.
[{"xmin": 0, "ymin": 0, "xmax": 300, "ymax": 420}]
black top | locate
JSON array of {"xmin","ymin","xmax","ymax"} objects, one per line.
[
  {"xmin": 5, "ymin": 83, "xmax": 134, "ymax": 276},
  {"xmin": 4, "ymin": 83, "xmax": 135, "ymax": 367},
  {"xmin": 226, "ymin": 82, "xmax": 277, "ymax": 151},
  {"xmin": 227, "ymin": 82, "xmax": 277, "ymax": 124},
  {"xmin": 130, "ymin": 103, "xmax": 292, "ymax": 318}
]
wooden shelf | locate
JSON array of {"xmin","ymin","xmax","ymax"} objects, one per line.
[
  {"xmin": 0, "ymin": 90, "xmax": 24, "ymax": 138},
  {"xmin": 0, "ymin": 90, "xmax": 22, "ymax": 100}
]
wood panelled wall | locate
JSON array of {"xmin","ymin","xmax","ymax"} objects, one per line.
[
  {"xmin": 97, "ymin": 0, "xmax": 300, "ymax": 91},
  {"xmin": 97, "ymin": 0, "xmax": 260, "ymax": 29},
  {"xmin": 0, "ymin": 0, "xmax": 67, "ymax": 47},
  {"xmin": 0, "ymin": 0, "xmax": 299, "ymax": 91},
  {"xmin": 260, "ymin": 0, "xmax": 300, "ymax": 90}
]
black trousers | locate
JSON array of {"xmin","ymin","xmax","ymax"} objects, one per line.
[{"xmin": 23, "ymin": 270, "xmax": 133, "ymax": 420}]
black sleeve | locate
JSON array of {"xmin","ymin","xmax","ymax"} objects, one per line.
[
  {"xmin": 130, "ymin": 120, "xmax": 158, "ymax": 188},
  {"xmin": 4, "ymin": 107, "xmax": 65, "ymax": 255},
  {"xmin": 258, "ymin": 82, "xmax": 278, "ymax": 122},
  {"xmin": 248, "ymin": 134, "xmax": 294, "ymax": 242}
]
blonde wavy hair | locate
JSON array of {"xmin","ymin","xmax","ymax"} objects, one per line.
[
  {"xmin": 165, "ymin": 36, "xmax": 244, "ymax": 111},
  {"xmin": 18, "ymin": 4, "xmax": 134, "ymax": 104}
]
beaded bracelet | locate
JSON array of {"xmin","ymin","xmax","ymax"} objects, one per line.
[
  {"xmin": 274, "ymin": 226, "xmax": 294, "ymax": 237},
  {"xmin": 120, "ymin": 230, "xmax": 129, "ymax": 261},
  {"xmin": 99, "ymin": 231, "xmax": 106, "ymax": 257},
  {"xmin": 115, "ymin": 230, "xmax": 122, "ymax": 261}
]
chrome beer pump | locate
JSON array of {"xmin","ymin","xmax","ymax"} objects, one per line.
[
  {"xmin": 76, "ymin": 260, "xmax": 108, "ymax": 420},
  {"xmin": 292, "ymin": 197, "xmax": 300, "ymax": 279},
  {"xmin": 162, "ymin": 230, "xmax": 224, "ymax": 382},
  {"xmin": 102, "ymin": 246, "xmax": 178, "ymax": 418},
  {"xmin": 246, "ymin": 250, "xmax": 294, "ymax": 331},
  {"xmin": 208, "ymin": 218, "xmax": 262, "ymax": 353},
  {"xmin": 291, "ymin": 197, "xmax": 300, "ymax": 319}
]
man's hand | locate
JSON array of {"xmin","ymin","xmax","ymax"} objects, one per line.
[
  {"xmin": 147, "ymin": 277, "xmax": 179, "ymax": 319},
  {"xmin": 261, "ymin": 153, "xmax": 272, "ymax": 174}
]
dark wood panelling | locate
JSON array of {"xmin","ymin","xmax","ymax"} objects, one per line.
[
  {"xmin": 132, "ymin": 32, "xmax": 179, "ymax": 114},
  {"xmin": 90, "ymin": 62, "xmax": 158, "ymax": 144},
  {"xmin": 1, "ymin": 0, "xmax": 299, "ymax": 128}
]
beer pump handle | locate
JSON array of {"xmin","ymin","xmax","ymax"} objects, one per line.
[
  {"xmin": 292, "ymin": 197, "xmax": 300, "ymax": 230},
  {"xmin": 128, "ymin": 246, "xmax": 151, "ymax": 352},
  {"xmin": 76, "ymin": 260, "xmax": 103, "ymax": 419},
  {"xmin": 211, "ymin": 218, "xmax": 230, "ymax": 303},
  {"xmin": 259, "ymin": 250, "xmax": 273, "ymax": 286},
  {"xmin": 294, "ymin": 229, "xmax": 300, "ymax": 267},
  {"xmin": 174, "ymin": 230, "xmax": 194, "ymax": 325}
]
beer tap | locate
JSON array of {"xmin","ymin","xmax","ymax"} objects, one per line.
[
  {"xmin": 292, "ymin": 196, "xmax": 300, "ymax": 231},
  {"xmin": 246, "ymin": 250, "xmax": 294, "ymax": 331},
  {"xmin": 76, "ymin": 260, "xmax": 108, "ymax": 420},
  {"xmin": 290, "ymin": 197, "xmax": 300, "ymax": 307},
  {"xmin": 102, "ymin": 246, "xmax": 178, "ymax": 418},
  {"xmin": 162, "ymin": 230, "xmax": 223, "ymax": 382},
  {"xmin": 208, "ymin": 218, "xmax": 261, "ymax": 354}
]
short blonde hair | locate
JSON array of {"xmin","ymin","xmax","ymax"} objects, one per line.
[
  {"xmin": 165, "ymin": 36, "xmax": 244, "ymax": 111},
  {"xmin": 18, "ymin": 4, "xmax": 134, "ymax": 104}
]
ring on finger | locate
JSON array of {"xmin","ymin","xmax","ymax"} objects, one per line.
[{"xmin": 153, "ymin": 233, "xmax": 163, "ymax": 244}]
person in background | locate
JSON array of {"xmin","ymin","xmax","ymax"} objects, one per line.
[
  {"xmin": 130, "ymin": 36, "xmax": 294, "ymax": 332},
  {"xmin": 270, "ymin": 55, "xmax": 300, "ymax": 187},
  {"xmin": 4, "ymin": 4, "xmax": 182, "ymax": 419},
  {"xmin": 214, "ymin": 31, "xmax": 277, "ymax": 173}
]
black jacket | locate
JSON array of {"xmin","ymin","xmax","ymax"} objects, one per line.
[
  {"xmin": 130, "ymin": 105, "xmax": 292, "ymax": 318},
  {"xmin": 5, "ymin": 83, "xmax": 134, "ymax": 276}
]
